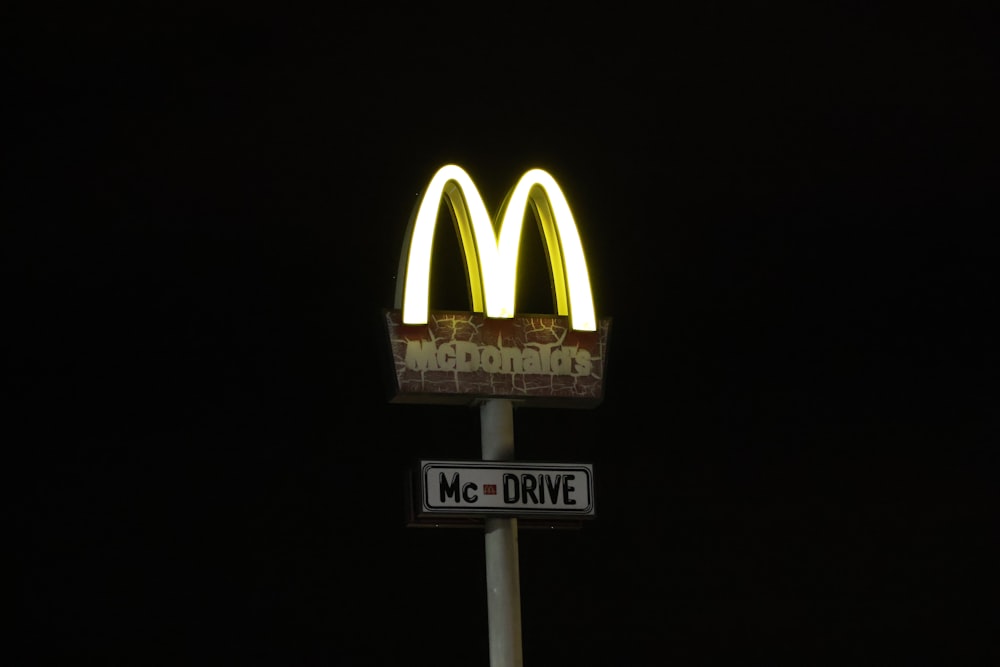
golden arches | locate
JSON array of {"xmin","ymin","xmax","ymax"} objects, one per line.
[{"xmin": 396, "ymin": 165, "xmax": 597, "ymax": 332}]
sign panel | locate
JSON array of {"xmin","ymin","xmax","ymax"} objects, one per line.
[
  {"xmin": 384, "ymin": 310, "xmax": 609, "ymax": 407},
  {"xmin": 416, "ymin": 460, "xmax": 595, "ymax": 519}
]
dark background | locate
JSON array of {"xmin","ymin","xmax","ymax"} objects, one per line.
[{"xmin": 7, "ymin": 6, "xmax": 997, "ymax": 666}]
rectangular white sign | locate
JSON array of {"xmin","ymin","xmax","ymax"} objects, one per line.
[{"xmin": 418, "ymin": 460, "xmax": 595, "ymax": 518}]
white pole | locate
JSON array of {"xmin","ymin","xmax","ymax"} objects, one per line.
[{"xmin": 480, "ymin": 398, "xmax": 523, "ymax": 667}]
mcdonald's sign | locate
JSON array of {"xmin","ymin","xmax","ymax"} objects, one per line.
[{"xmin": 383, "ymin": 165, "xmax": 611, "ymax": 408}]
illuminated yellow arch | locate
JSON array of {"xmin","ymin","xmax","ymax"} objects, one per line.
[{"xmin": 395, "ymin": 165, "xmax": 597, "ymax": 332}]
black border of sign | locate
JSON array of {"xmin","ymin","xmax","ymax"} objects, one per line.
[
  {"xmin": 403, "ymin": 470, "xmax": 588, "ymax": 530},
  {"xmin": 418, "ymin": 460, "xmax": 595, "ymax": 518}
]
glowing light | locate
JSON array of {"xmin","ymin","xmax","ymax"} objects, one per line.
[{"xmin": 397, "ymin": 165, "xmax": 597, "ymax": 332}]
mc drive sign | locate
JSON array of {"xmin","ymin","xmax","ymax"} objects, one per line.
[{"xmin": 418, "ymin": 460, "xmax": 595, "ymax": 519}]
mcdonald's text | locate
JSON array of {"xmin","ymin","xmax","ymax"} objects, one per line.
[{"xmin": 384, "ymin": 310, "xmax": 609, "ymax": 407}]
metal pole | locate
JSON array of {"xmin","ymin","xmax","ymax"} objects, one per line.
[{"xmin": 480, "ymin": 398, "xmax": 523, "ymax": 667}]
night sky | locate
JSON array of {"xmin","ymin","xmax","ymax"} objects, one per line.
[{"xmin": 8, "ymin": 7, "xmax": 997, "ymax": 666}]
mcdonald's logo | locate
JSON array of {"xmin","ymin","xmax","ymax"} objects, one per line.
[
  {"xmin": 383, "ymin": 165, "xmax": 611, "ymax": 408},
  {"xmin": 394, "ymin": 164, "xmax": 597, "ymax": 332}
]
